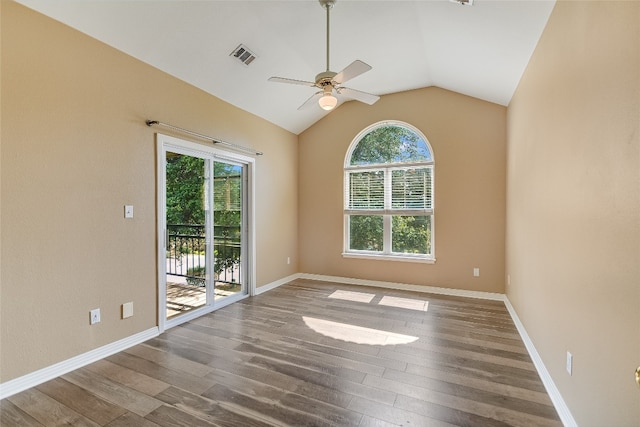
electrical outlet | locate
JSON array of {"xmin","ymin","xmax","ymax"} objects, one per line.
[
  {"xmin": 473, "ymin": 267, "xmax": 480, "ymax": 277},
  {"xmin": 90, "ymin": 308, "xmax": 101, "ymax": 325},
  {"xmin": 122, "ymin": 302, "xmax": 134, "ymax": 319},
  {"xmin": 566, "ymin": 351, "xmax": 573, "ymax": 375}
]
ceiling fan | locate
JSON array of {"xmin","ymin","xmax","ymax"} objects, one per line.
[{"xmin": 268, "ymin": 0, "xmax": 380, "ymax": 111}]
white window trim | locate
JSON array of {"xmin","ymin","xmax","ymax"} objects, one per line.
[
  {"xmin": 343, "ymin": 120, "xmax": 435, "ymax": 263},
  {"xmin": 342, "ymin": 251, "xmax": 437, "ymax": 264}
]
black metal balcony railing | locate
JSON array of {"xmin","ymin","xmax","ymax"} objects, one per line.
[{"xmin": 166, "ymin": 224, "xmax": 241, "ymax": 286}]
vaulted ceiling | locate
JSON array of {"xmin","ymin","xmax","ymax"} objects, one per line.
[{"xmin": 16, "ymin": 0, "xmax": 556, "ymax": 134}]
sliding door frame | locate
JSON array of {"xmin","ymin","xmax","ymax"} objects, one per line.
[{"xmin": 156, "ymin": 133, "xmax": 256, "ymax": 332}]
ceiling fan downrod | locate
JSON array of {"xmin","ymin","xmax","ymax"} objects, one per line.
[
  {"xmin": 320, "ymin": 0, "xmax": 336, "ymax": 73},
  {"xmin": 315, "ymin": 0, "xmax": 337, "ymax": 86}
]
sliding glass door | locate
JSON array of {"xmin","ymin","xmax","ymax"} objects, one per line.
[
  {"xmin": 158, "ymin": 134, "xmax": 253, "ymax": 330},
  {"xmin": 164, "ymin": 150, "xmax": 210, "ymax": 319},
  {"xmin": 213, "ymin": 160, "xmax": 246, "ymax": 302}
]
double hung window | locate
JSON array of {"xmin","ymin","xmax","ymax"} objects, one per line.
[{"xmin": 344, "ymin": 121, "xmax": 435, "ymax": 262}]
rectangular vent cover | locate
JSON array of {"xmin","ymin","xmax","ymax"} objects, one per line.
[{"xmin": 230, "ymin": 44, "xmax": 257, "ymax": 66}]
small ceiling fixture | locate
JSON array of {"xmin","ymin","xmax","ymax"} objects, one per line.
[
  {"xmin": 449, "ymin": 0, "xmax": 474, "ymax": 5},
  {"xmin": 230, "ymin": 44, "xmax": 257, "ymax": 66},
  {"xmin": 318, "ymin": 88, "xmax": 338, "ymax": 110},
  {"xmin": 268, "ymin": 0, "xmax": 379, "ymax": 112}
]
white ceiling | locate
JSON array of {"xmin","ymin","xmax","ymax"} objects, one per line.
[{"xmin": 16, "ymin": 0, "xmax": 556, "ymax": 135}]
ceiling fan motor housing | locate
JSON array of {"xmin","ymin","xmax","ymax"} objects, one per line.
[{"xmin": 316, "ymin": 71, "xmax": 338, "ymax": 86}]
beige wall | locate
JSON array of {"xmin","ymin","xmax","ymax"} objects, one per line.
[
  {"xmin": 0, "ymin": 0, "xmax": 3, "ymax": 366},
  {"xmin": 299, "ymin": 87, "xmax": 506, "ymax": 293},
  {"xmin": 0, "ymin": 1, "xmax": 298, "ymax": 382},
  {"xmin": 506, "ymin": 2, "xmax": 640, "ymax": 426}
]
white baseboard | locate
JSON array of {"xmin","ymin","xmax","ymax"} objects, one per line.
[
  {"xmin": 254, "ymin": 273, "xmax": 302, "ymax": 295},
  {"xmin": 297, "ymin": 273, "xmax": 505, "ymax": 301},
  {"xmin": 504, "ymin": 297, "xmax": 577, "ymax": 427},
  {"xmin": 0, "ymin": 327, "xmax": 159, "ymax": 400}
]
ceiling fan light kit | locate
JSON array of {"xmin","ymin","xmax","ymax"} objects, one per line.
[
  {"xmin": 268, "ymin": 0, "xmax": 379, "ymax": 112},
  {"xmin": 319, "ymin": 94, "xmax": 338, "ymax": 110}
]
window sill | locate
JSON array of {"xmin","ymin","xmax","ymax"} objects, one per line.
[{"xmin": 342, "ymin": 252, "xmax": 436, "ymax": 264}]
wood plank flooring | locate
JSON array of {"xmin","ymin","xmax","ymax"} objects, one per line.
[{"xmin": 1, "ymin": 279, "xmax": 562, "ymax": 426}]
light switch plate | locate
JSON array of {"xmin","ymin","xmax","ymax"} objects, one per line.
[{"xmin": 124, "ymin": 205, "xmax": 134, "ymax": 219}]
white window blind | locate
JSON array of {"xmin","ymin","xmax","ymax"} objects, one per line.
[
  {"xmin": 391, "ymin": 167, "xmax": 432, "ymax": 210},
  {"xmin": 346, "ymin": 166, "xmax": 432, "ymax": 214},
  {"xmin": 348, "ymin": 170, "xmax": 384, "ymax": 210}
]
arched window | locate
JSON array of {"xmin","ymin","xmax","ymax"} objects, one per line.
[{"xmin": 344, "ymin": 121, "xmax": 434, "ymax": 261}]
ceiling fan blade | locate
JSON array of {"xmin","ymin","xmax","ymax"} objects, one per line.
[
  {"xmin": 298, "ymin": 91, "xmax": 323, "ymax": 110},
  {"xmin": 333, "ymin": 60, "xmax": 372, "ymax": 85},
  {"xmin": 337, "ymin": 87, "xmax": 380, "ymax": 105},
  {"xmin": 268, "ymin": 76, "xmax": 316, "ymax": 87}
]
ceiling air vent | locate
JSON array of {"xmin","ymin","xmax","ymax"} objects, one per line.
[{"xmin": 230, "ymin": 44, "xmax": 257, "ymax": 66}]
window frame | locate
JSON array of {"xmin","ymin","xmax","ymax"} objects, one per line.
[{"xmin": 343, "ymin": 121, "xmax": 435, "ymax": 263}]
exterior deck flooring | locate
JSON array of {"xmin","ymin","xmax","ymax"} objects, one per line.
[{"xmin": 166, "ymin": 281, "xmax": 242, "ymax": 318}]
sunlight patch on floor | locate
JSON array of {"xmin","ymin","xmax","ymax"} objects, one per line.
[
  {"xmin": 378, "ymin": 295, "xmax": 429, "ymax": 312},
  {"xmin": 327, "ymin": 290, "xmax": 429, "ymax": 312},
  {"xmin": 302, "ymin": 316, "xmax": 418, "ymax": 346},
  {"xmin": 328, "ymin": 290, "xmax": 376, "ymax": 303}
]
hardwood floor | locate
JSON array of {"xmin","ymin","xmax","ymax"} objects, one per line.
[{"xmin": 1, "ymin": 279, "xmax": 562, "ymax": 426}]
